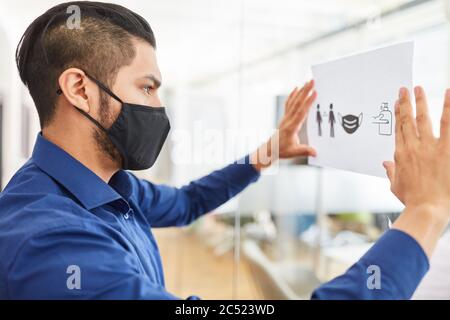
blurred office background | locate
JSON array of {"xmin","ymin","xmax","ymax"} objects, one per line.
[{"xmin": 1, "ymin": 0, "xmax": 450, "ymax": 299}]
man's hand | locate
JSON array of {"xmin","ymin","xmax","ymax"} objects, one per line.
[
  {"xmin": 251, "ymin": 80, "xmax": 317, "ymax": 171},
  {"xmin": 384, "ymin": 86, "xmax": 450, "ymax": 258}
]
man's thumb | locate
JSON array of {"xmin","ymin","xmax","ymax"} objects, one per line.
[{"xmin": 383, "ymin": 161, "xmax": 395, "ymax": 183}]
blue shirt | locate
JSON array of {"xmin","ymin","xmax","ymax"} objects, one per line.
[
  {"xmin": 0, "ymin": 134, "xmax": 260, "ymax": 299},
  {"xmin": 311, "ymin": 229, "xmax": 429, "ymax": 299},
  {"xmin": 0, "ymin": 134, "xmax": 429, "ymax": 299}
]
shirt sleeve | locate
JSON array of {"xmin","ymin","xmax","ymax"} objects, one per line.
[
  {"xmin": 311, "ymin": 229, "xmax": 430, "ymax": 300},
  {"xmin": 131, "ymin": 155, "xmax": 261, "ymax": 228},
  {"xmin": 5, "ymin": 224, "xmax": 186, "ymax": 300}
]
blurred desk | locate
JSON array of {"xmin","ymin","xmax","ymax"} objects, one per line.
[{"xmin": 153, "ymin": 225, "xmax": 263, "ymax": 299}]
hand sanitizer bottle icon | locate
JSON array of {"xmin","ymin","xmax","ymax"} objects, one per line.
[
  {"xmin": 372, "ymin": 102, "xmax": 392, "ymax": 136},
  {"xmin": 379, "ymin": 103, "xmax": 392, "ymax": 135}
]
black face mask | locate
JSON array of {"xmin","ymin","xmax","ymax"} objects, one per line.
[
  {"xmin": 66, "ymin": 73, "xmax": 171, "ymax": 170},
  {"xmin": 338, "ymin": 113, "xmax": 363, "ymax": 134}
]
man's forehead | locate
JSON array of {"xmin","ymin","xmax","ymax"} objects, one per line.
[
  {"xmin": 132, "ymin": 41, "xmax": 161, "ymax": 78},
  {"xmin": 119, "ymin": 41, "xmax": 161, "ymax": 84}
]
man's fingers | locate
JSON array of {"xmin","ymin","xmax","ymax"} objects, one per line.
[
  {"xmin": 288, "ymin": 80, "xmax": 314, "ymax": 116},
  {"xmin": 398, "ymin": 87, "xmax": 419, "ymax": 144},
  {"xmin": 383, "ymin": 161, "xmax": 395, "ymax": 185},
  {"xmin": 286, "ymin": 83, "xmax": 306, "ymax": 114},
  {"xmin": 394, "ymin": 100, "xmax": 404, "ymax": 151},
  {"xmin": 291, "ymin": 145, "xmax": 317, "ymax": 157},
  {"xmin": 285, "ymin": 86, "xmax": 302, "ymax": 113},
  {"xmin": 440, "ymin": 89, "xmax": 450, "ymax": 142},
  {"xmin": 287, "ymin": 86, "xmax": 299, "ymax": 101},
  {"xmin": 292, "ymin": 89, "xmax": 317, "ymax": 127},
  {"xmin": 414, "ymin": 86, "xmax": 433, "ymax": 139}
]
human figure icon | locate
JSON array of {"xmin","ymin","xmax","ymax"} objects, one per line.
[
  {"xmin": 329, "ymin": 103, "xmax": 336, "ymax": 138},
  {"xmin": 316, "ymin": 104, "xmax": 322, "ymax": 136}
]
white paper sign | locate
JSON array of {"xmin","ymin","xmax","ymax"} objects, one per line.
[{"xmin": 307, "ymin": 42, "xmax": 414, "ymax": 177}]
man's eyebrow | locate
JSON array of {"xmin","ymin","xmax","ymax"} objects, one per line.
[{"xmin": 143, "ymin": 74, "xmax": 162, "ymax": 89}]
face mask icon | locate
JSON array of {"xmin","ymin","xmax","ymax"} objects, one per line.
[{"xmin": 338, "ymin": 113, "xmax": 363, "ymax": 134}]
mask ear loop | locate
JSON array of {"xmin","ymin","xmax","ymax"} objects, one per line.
[
  {"xmin": 56, "ymin": 72, "xmax": 124, "ymax": 103},
  {"xmin": 83, "ymin": 73, "xmax": 124, "ymax": 105},
  {"xmin": 55, "ymin": 73, "xmax": 129, "ymax": 168},
  {"xmin": 55, "ymin": 72, "xmax": 124, "ymax": 131},
  {"xmin": 75, "ymin": 108, "xmax": 108, "ymax": 133},
  {"xmin": 77, "ymin": 72, "xmax": 125, "ymax": 132}
]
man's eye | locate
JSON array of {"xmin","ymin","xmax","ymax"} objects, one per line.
[{"xmin": 143, "ymin": 86, "xmax": 154, "ymax": 95}]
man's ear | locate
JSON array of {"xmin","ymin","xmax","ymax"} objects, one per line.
[{"xmin": 58, "ymin": 68, "xmax": 91, "ymax": 113}]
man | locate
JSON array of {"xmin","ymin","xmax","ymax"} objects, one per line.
[
  {"xmin": 0, "ymin": 1, "xmax": 448, "ymax": 300},
  {"xmin": 0, "ymin": 1, "xmax": 316, "ymax": 299}
]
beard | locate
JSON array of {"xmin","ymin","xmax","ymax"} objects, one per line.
[{"xmin": 93, "ymin": 92, "xmax": 123, "ymax": 168}]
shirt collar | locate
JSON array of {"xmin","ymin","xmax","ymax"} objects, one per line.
[{"xmin": 32, "ymin": 133, "xmax": 130, "ymax": 210}]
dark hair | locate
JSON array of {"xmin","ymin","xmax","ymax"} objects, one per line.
[{"xmin": 16, "ymin": 1, "xmax": 156, "ymax": 127}]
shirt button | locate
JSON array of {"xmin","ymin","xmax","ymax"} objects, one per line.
[{"xmin": 124, "ymin": 212, "xmax": 130, "ymax": 220}]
